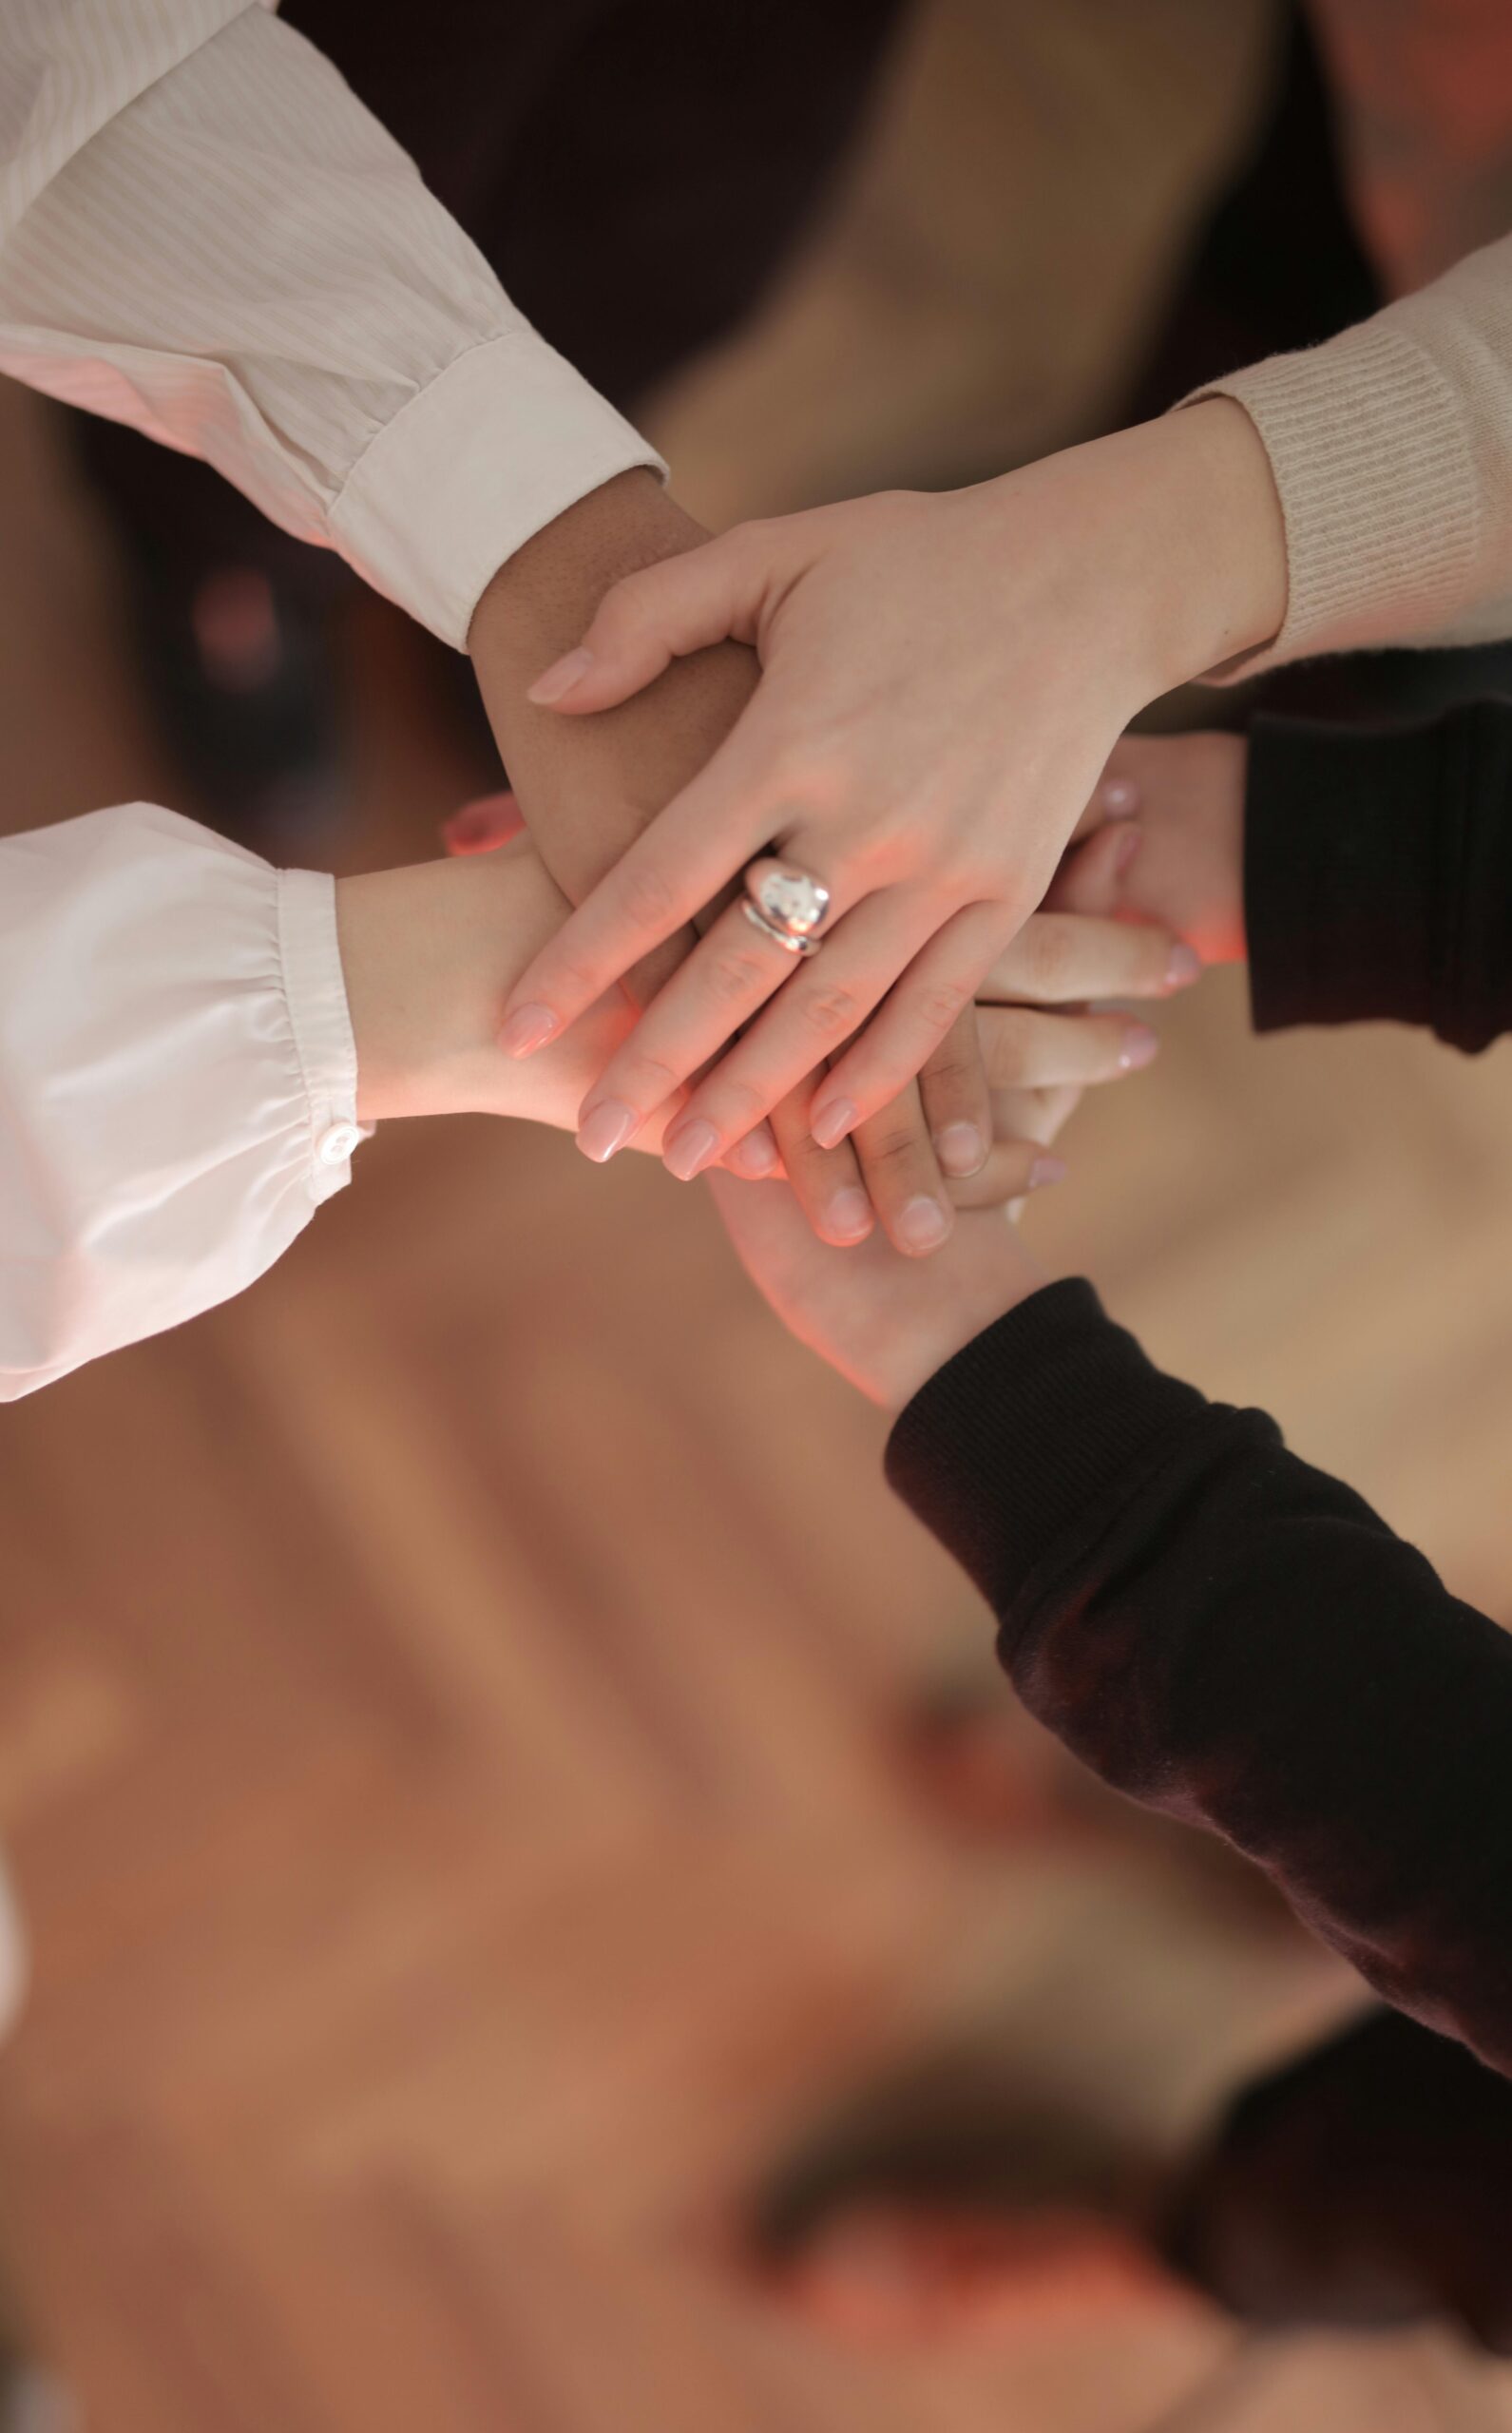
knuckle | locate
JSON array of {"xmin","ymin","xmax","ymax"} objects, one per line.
[
  {"xmin": 551, "ymin": 953, "xmax": 605, "ymax": 1006},
  {"xmin": 705, "ymin": 947, "xmax": 771, "ymax": 1006},
  {"xmin": 983, "ymin": 1017, "xmax": 1029, "ymax": 1087},
  {"xmin": 708, "ymin": 1075, "xmax": 771, "ymax": 1132},
  {"xmin": 1019, "ymin": 921, "xmax": 1074, "ymax": 998},
  {"xmin": 860, "ymin": 1121, "xmax": 927, "ymax": 1176},
  {"xmin": 621, "ymin": 860, "xmax": 679, "ymax": 932},
  {"xmin": 796, "ymin": 979, "xmax": 863, "ymax": 1041},
  {"xmin": 622, "ymin": 1052, "xmax": 681, "ymax": 1105},
  {"xmin": 916, "ymin": 976, "xmax": 974, "ymax": 1037}
]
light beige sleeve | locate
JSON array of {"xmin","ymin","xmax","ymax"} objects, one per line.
[
  {"xmin": 0, "ymin": 1, "xmax": 664, "ymax": 649},
  {"xmin": 1184, "ymin": 227, "xmax": 1512, "ymax": 674}
]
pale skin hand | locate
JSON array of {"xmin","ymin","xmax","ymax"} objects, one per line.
[
  {"xmin": 496, "ymin": 400, "xmax": 1285, "ymax": 1176},
  {"xmin": 335, "ymin": 838, "xmax": 1199, "ymax": 1224},
  {"xmin": 468, "ymin": 468, "xmax": 1004, "ymax": 1250},
  {"xmin": 1056, "ymin": 731, "xmax": 1248, "ymax": 962},
  {"xmin": 709, "ymin": 1168, "xmax": 1048, "ymax": 1412}
]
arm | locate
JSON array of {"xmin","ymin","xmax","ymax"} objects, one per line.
[
  {"xmin": 0, "ymin": 807, "xmax": 637, "ymax": 1401},
  {"xmin": 887, "ymin": 1281, "xmax": 1512, "ymax": 2078},
  {"xmin": 0, "ymin": 1, "xmax": 660, "ymax": 653},
  {"xmin": 713, "ymin": 1182, "xmax": 1512, "ymax": 2078}
]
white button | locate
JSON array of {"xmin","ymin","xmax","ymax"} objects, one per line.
[{"xmin": 316, "ymin": 1120, "xmax": 362, "ymax": 1168}]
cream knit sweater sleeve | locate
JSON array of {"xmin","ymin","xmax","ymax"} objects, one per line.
[{"xmin": 1188, "ymin": 227, "xmax": 1512, "ymax": 673}]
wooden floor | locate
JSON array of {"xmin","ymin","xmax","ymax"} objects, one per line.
[{"xmin": 3, "ymin": 174, "xmax": 1512, "ymax": 2433}]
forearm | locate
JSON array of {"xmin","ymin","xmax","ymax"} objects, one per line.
[
  {"xmin": 469, "ymin": 469, "xmax": 757, "ymax": 988},
  {"xmin": 1244, "ymin": 699, "xmax": 1512, "ymax": 1050},
  {"xmin": 887, "ymin": 1279, "xmax": 1512, "ymax": 2075}
]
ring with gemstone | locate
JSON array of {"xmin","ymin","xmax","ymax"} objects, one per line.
[
  {"xmin": 742, "ymin": 897, "xmax": 822, "ymax": 957},
  {"xmin": 743, "ymin": 858, "xmax": 832, "ymax": 942}
]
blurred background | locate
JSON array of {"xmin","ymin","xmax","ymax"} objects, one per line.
[{"xmin": 2, "ymin": 0, "xmax": 1512, "ymax": 2424}]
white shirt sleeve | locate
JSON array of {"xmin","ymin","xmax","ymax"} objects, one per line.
[
  {"xmin": 0, "ymin": 804, "xmax": 363, "ymax": 1401},
  {"xmin": 0, "ymin": 1, "xmax": 666, "ymax": 648}
]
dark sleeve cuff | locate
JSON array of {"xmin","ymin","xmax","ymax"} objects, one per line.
[
  {"xmin": 884, "ymin": 1276, "xmax": 1212, "ymax": 1616},
  {"xmin": 1244, "ymin": 702, "xmax": 1512, "ymax": 1053}
]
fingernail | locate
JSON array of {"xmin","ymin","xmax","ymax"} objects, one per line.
[
  {"xmin": 812, "ymin": 1098, "xmax": 858, "ymax": 1150},
  {"xmin": 526, "ymin": 646, "xmax": 594, "ymax": 706},
  {"xmin": 500, "ymin": 1003, "xmax": 560, "ymax": 1058},
  {"xmin": 826, "ymin": 1187, "xmax": 873, "ymax": 1243},
  {"xmin": 663, "ymin": 1119, "xmax": 720, "ymax": 1181},
  {"xmin": 577, "ymin": 1100, "xmax": 637, "ymax": 1163},
  {"xmin": 1166, "ymin": 943, "xmax": 1202, "ymax": 990},
  {"xmin": 934, "ymin": 1121, "xmax": 987, "ymax": 1178},
  {"xmin": 1115, "ymin": 823, "xmax": 1143, "ymax": 874},
  {"xmin": 1029, "ymin": 1155, "xmax": 1067, "ymax": 1190},
  {"xmin": 1120, "ymin": 1023, "xmax": 1160, "ymax": 1072},
  {"xmin": 896, "ymin": 1197, "xmax": 950, "ymax": 1254},
  {"xmin": 730, "ymin": 1125, "xmax": 778, "ymax": 1178},
  {"xmin": 1101, "ymin": 776, "xmax": 1139, "ymax": 817}
]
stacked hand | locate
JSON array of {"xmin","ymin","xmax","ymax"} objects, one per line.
[
  {"xmin": 436, "ymin": 789, "xmax": 1204, "ymax": 1252},
  {"xmin": 706, "ymin": 724, "xmax": 1252, "ymax": 1402},
  {"xmin": 495, "ymin": 403, "xmax": 1281, "ymax": 1218}
]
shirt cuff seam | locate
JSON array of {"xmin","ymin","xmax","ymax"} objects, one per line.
[
  {"xmin": 276, "ymin": 868, "xmax": 366, "ymax": 1204},
  {"xmin": 327, "ymin": 329, "xmax": 669, "ymax": 649}
]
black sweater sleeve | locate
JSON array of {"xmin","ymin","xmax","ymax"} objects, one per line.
[
  {"xmin": 1244, "ymin": 697, "xmax": 1512, "ymax": 1049},
  {"xmin": 886, "ymin": 1279, "xmax": 1512, "ymax": 2078}
]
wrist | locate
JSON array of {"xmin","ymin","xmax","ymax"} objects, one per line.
[
  {"xmin": 468, "ymin": 469, "xmax": 707, "ymax": 671},
  {"xmin": 1138, "ymin": 401, "xmax": 1287, "ymax": 689},
  {"xmin": 336, "ymin": 847, "xmax": 661, "ymax": 1140},
  {"xmin": 1039, "ymin": 405, "xmax": 1285, "ymax": 706}
]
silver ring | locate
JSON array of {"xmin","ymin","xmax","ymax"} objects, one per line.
[
  {"xmin": 743, "ymin": 861, "xmax": 832, "ymax": 941},
  {"xmin": 742, "ymin": 897, "xmax": 822, "ymax": 957}
]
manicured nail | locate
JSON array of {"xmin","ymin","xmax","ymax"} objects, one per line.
[
  {"xmin": 500, "ymin": 1003, "xmax": 559, "ymax": 1058},
  {"xmin": 1029, "ymin": 1155, "xmax": 1067, "ymax": 1190},
  {"xmin": 526, "ymin": 646, "xmax": 594, "ymax": 706},
  {"xmin": 1120, "ymin": 1023, "xmax": 1160, "ymax": 1072},
  {"xmin": 1115, "ymin": 823, "xmax": 1143, "ymax": 874},
  {"xmin": 1101, "ymin": 776, "xmax": 1139, "ymax": 817},
  {"xmin": 1166, "ymin": 943, "xmax": 1202, "ymax": 990},
  {"xmin": 663, "ymin": 1119, "xmax": 720, "ymax": 1181},
  {"xmin": 826, "ymin": 1187, "xmax": 873, "ymax": 1243},
  {"xmin": 730, "ymin": 1125, "xmax": 778, "ymax": 1178},
  {"xmin": 896, "ymin": 1197, "xmax": 950, "ymax": 1254},
  {"xmin": 934, "ymin": 1121, "xmax": 987, "ymax": 1178},
  {"xmin": 577, "ymin": 1101, "xmax": 636, "ymax": 1163},
  {"xmin": 812, "ymin": 1098, "xmax": 858, "ymax": 1150}
]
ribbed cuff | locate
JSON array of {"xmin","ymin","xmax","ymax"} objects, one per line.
[
  {"xmin": 1245, "ymin": 701, "xmax": 1512, "ymax": 1052},
  {"xmin": 1245, "ymin": 712, "xmax": 1442, "ymax": 1036},
  {"xmin": 1182, "ymin": 316, "xmax": 1479, "ymax": 679},
  {"xmin": 885, "ymin": 1278, "xmax": 1211, "ymax": 1618},
  {"xmin": 329, "ymin": 331, "xmax": 668, "ymax": 649}
]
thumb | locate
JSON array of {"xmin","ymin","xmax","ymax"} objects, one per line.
[{"xmin": 526, "ymin": 527, "xmax": 768, "ymax": 715}]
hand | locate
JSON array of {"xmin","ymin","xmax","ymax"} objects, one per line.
[
  {"xmin": 431, "ymin": 796, "xmax": 1194, "ymax": 1260},
  {"xmin": 1057, "ymin": 731, "xmax": 1247, "ymax": 964},
  {"xmin": 565, "ymin": 875, "xmax": 1200, "ymax": 1252},
  {"xmin": 497, "ymin": 401, "xmax": 1284, "ymax": 1172},
  {"xmin": 468, "ymin": 475, "xmax": 1000, "ymax": 1238},
  {"xmin": 710, "ymin": 1159, "xmax": 1052, "ymax": 1412}
]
